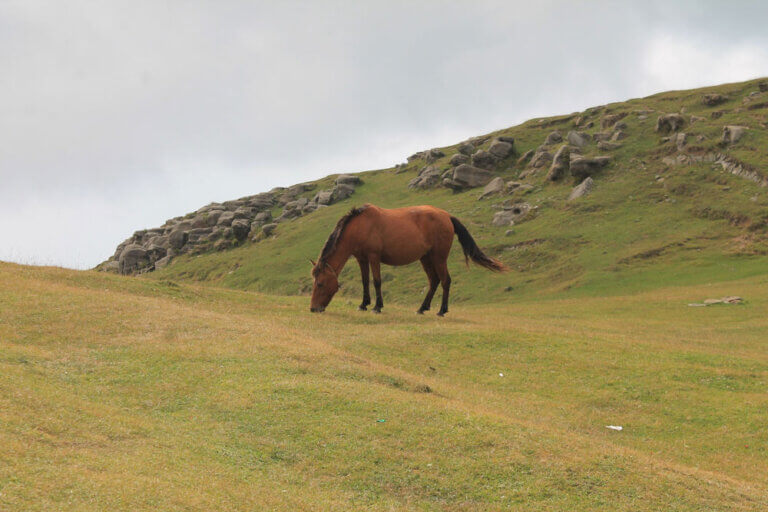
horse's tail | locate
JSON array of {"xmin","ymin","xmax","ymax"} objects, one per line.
[{"xmin": 450, "ymin": 216, "xmax": 507, "ymax": 272}]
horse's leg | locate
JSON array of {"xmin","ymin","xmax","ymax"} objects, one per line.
[
  {"xmin": 434, "ymin": 258, "xmax": 452, "ymax": 317},
  {"xmin": 357, "ymin": 256, "xmax": 370, "ymax": 311},
  {"xmin": 417, "ymin": 255, "xmax": 439, "ymax": 314},
  {"xmin": 370, "ymin": 255, "xmax": 383, "ymax": 313}
]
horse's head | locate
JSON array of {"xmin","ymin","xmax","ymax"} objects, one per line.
[{"xmin": 310, "ymin": 259, "xmax": 339, "ymax": 312}]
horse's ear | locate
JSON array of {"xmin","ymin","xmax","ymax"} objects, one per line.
[{"xmin": 309, "ymin": 258, "xmax": 317, "ymax": 267}]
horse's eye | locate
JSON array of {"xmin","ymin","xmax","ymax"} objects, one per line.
[{"xmin": 318, "ymin": 283, "xmax": 324, "ymax": 288}]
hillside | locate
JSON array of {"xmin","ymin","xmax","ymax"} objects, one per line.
[
  {"xmin": 99, "ymin": 78, "xmax": 768, "ymax": 306},
  {"xmin": 3, "ymin": 261, "xmax": 768, "ymax": 510}
]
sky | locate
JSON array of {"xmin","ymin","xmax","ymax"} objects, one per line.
[{"xmin": 2, "ymin": 1, "xmax": 768, "ymax": 269}]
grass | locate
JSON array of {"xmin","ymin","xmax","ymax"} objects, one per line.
[{"xmin": 3, "ymin": 261, "xmax": 768, "ymax": 510}]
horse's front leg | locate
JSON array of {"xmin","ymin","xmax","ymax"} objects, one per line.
[
  {"xmin": 357, "ymin": 257, "xmax": 370, "ymax": 311},
  {"xmin": 369, "ymin": 256, "xmax": 383, "ymax": 313}
]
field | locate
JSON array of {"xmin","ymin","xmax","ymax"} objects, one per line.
[{"xmin": 2, "ymin": 261, "xmax": 768, "ymax": 510}]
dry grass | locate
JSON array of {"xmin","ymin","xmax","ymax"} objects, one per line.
[{"xmin": 2, "ymin": 262, "xmax": 767, "ymax": 510}]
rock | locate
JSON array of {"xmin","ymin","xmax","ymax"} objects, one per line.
[
  {"xmin": 335, "ymin": 174, "xmax": 362, "ymax": 186},
  {"xmin": 118, "ymin": 244, "xmax": 149, "ymax": 274},
  {"xmin": 669, "ymin": 132, "xmax": 687, "ymax": 150},
  {"xmin": 568, "ymin": 177, "xmax": 594, "ymax": 200},
  {"xmin": 611, "ymin": 130, "xmax": 627, "ymax": 141},
  {"xmin": 451, "ymin": 164, "xmax": 494, "ymax": 188},
  {"xmin": 408, "ymin": 166, "xmax": 443, "ymax": 189},
  {"xmin": 314, "ymin": 190, "xmax": 333, "ymax": 205},
  {"xmin": 759, "ymin": 82, "xmax": 768, "ymax": 93},
  {"xmin": 233, "ymin": 206, "xmax": 254, "ymax": 219},
  {"xmin": 231, "ymin": 219, "xmax": 251, "ymax": 241},
  {"xmin": 516, "ymin": 149, "xmax": 535, "ymax": 166},
  {"xmin": 449, "ymin": 153, "xmax": 470, "ymax": 166},
  {"xmin": 655, "ymin": 113, "xmax": 685, "ymax": 133},
  {"xmin": 544, "ymin": 131, "xmax": 563, "ymax": 145},
  {"xmin": 710, "ymin": 110, "xmax": 724, "ymax": 119},
  {"xmin": 496, "ymin": 136, "xmax": 515, "ymax": 145},
  {"xmin": 702, "ymin": 93, "xmax": 727, "ymax": 106},
  {"xmin": 488, "ymin": 140, "xmax": 513, "ymax": 159},
  {"xmin": 203, "ymin": 210, "xmax": 223, "ymax": 226},
  {"xmin": 597, "ymin": 141, "xmax": 622, "ymax": 151},
  {"xmin": 332, "ymin": 183, "xmax": 355, "ymax": 201},
  {"xmin": 457, "ymin": 142, "xmax": 475, "ymax": 155},
  {"xmin": 102, "ymin": 260, "xmax": 120, "ymax": 273},
  {"xmin": 154, "ymin": 255, "xmax": 172, "ymax": 270},
  {"xmin": 261, "ymin": 223, "xmax": 277, "ymax": 236},
  {"xmin": 546, "ymin": 144, "xmax": 570, "ymax": 181},
  {"xmin": 217, "ymin": 211, "xmax": 235, "ymax": 226},
  {"xmin": 253, "ymin": 210, "xmax": 272, "ymax": 224},
  {"xmin": 566, "ymin": 131, "xmax": 590, "ymax": 147},
  {"xmin": 721, "ymin": 125, "xmax": 747, "ymax": 144},
  {"xmin": 213, "ymin": 238, "xmax": 233, "ymax": 251},
  {"xmin": 479, "ymin": 177, "xmax": 505, "ymax": 199},
  {"xmin": 505, "ymin": 229, "xmax": 515, "ymax": 236},
  {"xmin": 601, "ymin": 113, "xmax": 627, "ymax": 129},
  {"xmin": 529, "ymin": 148, "xmax": 553, "ymax": 168},
  {"xmin": 593, "ymin": 131, "xmax": 613, "ymax": 142},
  {"xmin": 425, "ymin": 148, "xmax": 445, "ymax": 163},
  {"xmin": 492, "ymin": 202, "xmax": 532, "ymax": 226},
  {"xmin": 506, "ymin": 181, "xmax": 534, "ymax": 194},
  {"xmin": 168, "ymin": 229, "xmax": 189, "ymax": 250},
  {"xmin": 570, "ymin": 156, "xmax": 611, "ymax": 181},
  {"xmin": 471, "ymin": 150, "xmax": 497, "ymax": 169}
]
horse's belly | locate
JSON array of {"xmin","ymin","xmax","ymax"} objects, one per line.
[{"xmin": 380, "ymin": 241, "xmax": 429, "ymax": 266}]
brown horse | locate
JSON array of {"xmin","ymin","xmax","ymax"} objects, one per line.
[{"xmin": 310, "ymin": 204, "xmax": 506, "ymax": 315}]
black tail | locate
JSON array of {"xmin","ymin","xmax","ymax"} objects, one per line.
[{"xmin": 450, "ymin": 216, "xmax": 507, "ymax": 272}]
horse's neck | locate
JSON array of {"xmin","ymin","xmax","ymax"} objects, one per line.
[{"xmin": 326, "ymin": 239, "xmax": 351, "ymax": 274}]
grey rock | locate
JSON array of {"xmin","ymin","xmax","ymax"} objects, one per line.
[
  {"xmin": 655, "ymin": 113, "xmax": 685, "ymax": 133},
  {"xmin": 262, "ymin": 223, "xmax": 277, "ymax": 236},
  {"xmin": 451, "ymin": 164, "xmax": 494, "ymax": 188},
  {"xmin": 570, "ymin": 156, "xmax": 611, "ymax": 180},
  {"xmin": 231, "ymin": 219, "xmax": 251, "ymax": 241},
  {"xmin": 233, "ymin": 207, "xmax": 255, "ymax": 219},
  {"xmin": 546, "ymin": 144, "xmax": 570, "ymax": 181},
  {"xmin": 449, "ymin": 153, "xmax": 470, "ymax": 166},
  {"xmin": 610, "ymin": 130, "xmax": 627, "ymax": 141},
  {"xmin": 544, "ymin": 131, "xmax": 563, "ymax": 145},
  {"xmin": 516, "ymin": 149, "xmax": 535, "ymax": 166},
  {"xmin": 492, "ymin": 202, "xmax": 531, "ymax": 226},
  {"xmin": 118, "ymin": 244, "xmax": 149, "ymax": 274},
  {"xmin": 335, "ymin": 174, "xmax": 362, "ymax": 186},
  {"xmin": 168, "ymin": 228, "xmax": 189, "ymax": 250},
  {"xmin": 471, "ymin": 149, "xmax": 497, "ymax": 169},
  {"xmin": 154, "ymin": 255, "xmax": 172, "ymax": 270},
  {"xmin": 670, "ymin": 132, "xmax": 687, "ymax": 150},
  {"xmin": 529, "ymin": 148, "xmax": 553, "ymax": 168},
  {"xmin": 702, "ymin": 93, "xmax": 727, "ymax": 106},
  {"xmin": 488, "ymin": 140, "xmax": 513, "ymax": 159},
  {"xmin": 314, "ymin": 190, "xmax": 333, "ymax": 205},
  {"xmin": 566, "ymin": 131, "xmax": 590, "ymax": 147},
  {"xmin": 597, "ymin": 141, "xmax": 622, "ymax": 151},
  {"xmin": 568, "ymin": 177, "xmax": 595, "ymax": 200},
  {"xmin": 721, "ymin": 125, "xmax": 747, "ymax": 144},
  {"xmin": 496, "ymin": 136, "xmax": 515, "ymax": 145},
  {"xmin": 408, "ymin": 166, "xmax": 443, "ymax": 189},
  {"xmin": 479, "ymin": 177, "xmax": 505, "ymax": 199},
  {"xmin": 457, "ymin": 142, "xmax": 475, "ymax": 155},
  {"xmin": 332, "ymin": 183, "xmax": 355, "ymax": 201},
  {"xmin": 425, "ymin": 148, "xmax": 445, "ymax": 163},
  {"xmin": 217, "ymin": 211, "xmax": 235, "ymax": 226}
]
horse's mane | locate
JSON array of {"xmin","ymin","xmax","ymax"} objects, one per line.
[{"xmin": 316, "ymin": 206, "xmax": 367, "ymax": 270}]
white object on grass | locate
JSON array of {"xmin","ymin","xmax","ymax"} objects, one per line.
[{"xmin": 606, "ymin": 425, "xmax": 623, "ymax": 431}]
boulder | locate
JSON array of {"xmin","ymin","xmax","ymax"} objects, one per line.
[
  {"xmin": 492, "ymin": 202, "xmax": 532, "ymax": 226},
  {"xmin": 655, "ymin": 113, "xmax": 685, "ymax": 133},
  {"xmin": 451, "ymin": 164, "xmax": 494, "ymax": 188},
  {"xmin": 335, "ymin": 174, "xmax": 362, "ymax": 186},
  {"xmin": 457, "ymin": 142, "xmax": 475, "ymax": 155},
  {"xmin": 593, "ymin": 131, "xmax": 612, "ymax": 142},
  {"xmin": 217, "ymin": 211, "xmax": 235, "ymax": 226},
  {"xmin": 479, "ymin": 177, "xmax": 505, "ymax": 199},
  {"xmin": 601, "ymin": 112, "xmax": 627, "ymax": 129},
  {"xmin": 760, "ymin": 82, "xmax": 768, "ymax": 93},
  {"xmin": 118, "ymin": 244, "xmax": 149, "ymax": 274},
  {"xmin": 408, "ymin": 166, "xmax": 443, "ymax": 189},
  {"xmin": 231, "ymin": 219, "xmax": 251, "ymax": 241},
  {"xmin": 253, "ymin": 210, "xmax": 272, "ymax": 225},
  {"xmin": 233, "ymin": 207, "xmax": 254, "ymax": 219},
  {"xmin": 449, "ymin": 153, "xmax": 470, "ymax": 166},
  {"xmin": 488, "ymin": 140, "xmax": 513, "ymax": 159},
  {"xmin": 597, "ymin": 141, "xmax": 622, "ymax": 151},
  {"xmin": 471, "ymin": 150, "xmax": 497, "ymax": 169},
  {"xmin": 262, "ymin": 223, "xmax": 277, "ymax": 236},
  {"xmin": 670, "ymin": 132, "xmax": 687, "ymax": 150},
  {"xmin": 516, "ymin": 149, "xmax": 535, "ymax": 166},
  {"xmin": 611, "ymin": 130, "xmax": 627, "ymax": 141},
  {"xmin": 425, "ymin": 148, "xmax": 445, "ymax": 163},
  {"xmin": 721, "ymin": 125, "xmax": 747, "ymax": 145},
  {"xmin": 570, "ymin": 156, "xmax": 611, "ymax": 181},
  {"xmin": 529, "ymin": 148, "xmax": 553, "ymax": 168},
  {"xmin": 546, "ymin": 144, "xmax": 570, "ymax": 182},
  {"xmin": 492, "ymin": 210, "xmax": 516, "ymax": 227},
  {"xmin": 168, "ymin": 228, "xmax": 189, "ymax": 250},
  {"xmin": 154, "ymin": 255, "xmax": 172, "ymax": 270},
  {"xmin": 702, "ymin": 93, "xmax": 727, "ymax": 106},
  {"xmin": 203, "ymin": 210, "xmax": 223, "ymax": 226},
  {"xmin": 544, "ymin": 131, "xmax": 563, "ymax": 145},
  {"xmin": 496, "ymin": 136, "xmax": 515, "ymax": 145},
  {"xmin": 568, "ymin": 177, "xmax": 594, "ymax": 200},
  {"xmin": 102, "ymin": 260, "xmax": 120, "ymax": 273},
  {"xmin": 566, "ymin": 131, "xmax": 590, "ymax": 147},
  {"xmin": 314, "ymin": 190, "xmax": 333, "ymax": 205},
  {"xmin": 332, "ymin": 183, "xmax": 355, "ymax": 201}
]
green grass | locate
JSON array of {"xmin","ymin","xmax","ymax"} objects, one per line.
[
  {"xmin": 2, "ymin": 262, "xmax": 768, "ymax": 510},
  {"xmin": 147, "ymin": 77, "xmax": 768, "ymax": 306}
]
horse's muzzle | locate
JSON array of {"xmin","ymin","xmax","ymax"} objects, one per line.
[{"xmin": 310, "ymin": 307, "xmax": 325, "ymax": 313}]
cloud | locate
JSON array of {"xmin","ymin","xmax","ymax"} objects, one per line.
[{"xmin": 1, "ymin": 1, "xmax": 766, "ymax": 268}]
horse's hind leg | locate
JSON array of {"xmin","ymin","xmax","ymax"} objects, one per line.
[
  {"xmin": 370, "ymin": 255, "xmax": 384, "ymax": 313},
  {"xmin": 434, "ymin": 258, "xmax": 452, "ymax": 317},
  {"xmin": 417, "ymin": 255, "xmax": 439, "ymax": 314},
  {"xmin": 357, "ymin": 256, "xmax": 370, "ymax": 311}
]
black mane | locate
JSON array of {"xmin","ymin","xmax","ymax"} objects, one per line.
[{"xmin": 316, "ymin": 206, "xmax": 367, "ymax": 270}]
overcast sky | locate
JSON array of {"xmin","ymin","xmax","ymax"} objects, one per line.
[{"xmin": 2, "ymin": 1, "xmax": 767, "ymax": 268}]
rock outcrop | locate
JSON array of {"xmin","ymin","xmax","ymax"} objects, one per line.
[
  {"xmin": 568, "ymin": 177, "xmax": 594, "ymax": 200},
  {"xmin": 655, "ymin": 113, "xmax": 685, "ymax": 133}
]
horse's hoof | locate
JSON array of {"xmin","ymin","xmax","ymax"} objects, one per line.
[
  {"xmin": 437, "ymin": 311, "xmax": 447, "ymax": 317},
  {"xmin": 372, "ymin": 308, "xmax": 382, "ymax": 314},
  {"xmin": 416, "ymin": 310, "xmax": 424, "ymax": 315},
  {"xmin": 358, "ymin": 306, "xmax": 367, "ymax": 311}
]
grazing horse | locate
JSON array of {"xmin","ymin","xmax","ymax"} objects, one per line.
[{"xmin": 310, "ymin": 204, "xmax": 506, "ymax": 315}]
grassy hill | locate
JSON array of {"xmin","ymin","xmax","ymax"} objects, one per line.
[
  {"xmin": 2, "ymin": 261, "xmax": 768, "ymax": 510},
  {"xmin": 140, "ymin": 77, "xmax": 768, "ymax": 309}
]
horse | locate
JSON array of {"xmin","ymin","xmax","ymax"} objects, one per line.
[{"xmin": 309, "ymin": 204, "xmax": 507, "ymax": 315}]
